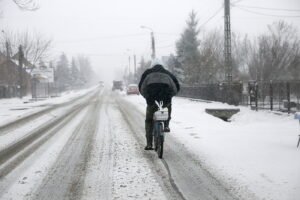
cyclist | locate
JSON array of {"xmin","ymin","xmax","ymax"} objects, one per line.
[{"xmin": 138, "ymin": 58, "xmax": 180, "ymax": 150}]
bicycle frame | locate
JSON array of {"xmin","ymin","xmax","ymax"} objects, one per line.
[
  {"xmin": 153, "ymin": 121, "xmax": 165, "ymax": 136},
  {"xmin": 152, "ymin": 101, "xmax": 168, "ymax": 158}
]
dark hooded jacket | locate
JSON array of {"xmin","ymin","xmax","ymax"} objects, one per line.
[{"xmin": 138, "ymin": 65, "xmax": 180, "ymax": 105}]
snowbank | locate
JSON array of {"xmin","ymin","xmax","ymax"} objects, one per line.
[
  {"xmin": 0, "ymin": 86, "xmax": 98, "ymax": 127},
  {"xmin": 123, "ymin": 94, "xmax": 300, "ymax": 200}
]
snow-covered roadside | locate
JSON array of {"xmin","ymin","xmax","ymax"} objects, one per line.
[
  {"xmin": 122, "ymin": 94, "xmax": 300, "ymax": 200},
  {"xmin": 0, "ymin": 85, "xmax": 99, "ymax": 127}
]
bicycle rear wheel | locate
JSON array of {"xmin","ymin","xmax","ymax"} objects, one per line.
[
  {"xmin": 154, "ymin": 123, "xmax": 158, "ymax": 151},
  {"xmin": 157, "ymin": 124, "xmax": 164, "ymax": 159}
]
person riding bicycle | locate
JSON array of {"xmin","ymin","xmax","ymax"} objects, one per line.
[{"xmin": 138, "ymin": 58, "xmax": 180, "ymax": 150}]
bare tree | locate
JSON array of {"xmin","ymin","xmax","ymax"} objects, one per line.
[
  {"xmin": 248, "ymin": 21, "xmax": 300, "ymax": 81},
  {"xmin": 0, "ymin": 0, "xmax": 39, "ymax": 14},
  {"xmin": 198, "ymin": 29, "xmax": 224, "ymax": 83},
  {"xmin": 231, "ymin": 33, "xmax": 253, "ymax": 81},
  {"xmin": 1, "ymin": 29, "xmax": 52, "ymax": 68},
  {"xmin": 12, "ymin": 0, "xmax": 39, "ymax": 11}
]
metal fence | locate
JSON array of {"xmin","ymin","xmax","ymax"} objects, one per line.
[
  {"xmin": 243, "ymin": 81, "xmax": 300, "ymax": 113},
  {"xmin": 178, "ymin": 81, "xmax": 300, "ymax": 113},
  {"xmin": 178, "ymin": 83, "xmax": 243, "ymax": 105}
]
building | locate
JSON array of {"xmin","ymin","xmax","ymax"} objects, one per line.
[{"xmin": 0, "ymin": 52, "xmax": 31, "ymax": 98}]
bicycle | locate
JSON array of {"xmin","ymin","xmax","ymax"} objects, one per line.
[{"xmin": 153, "ymin": 101, "xmax": 169, "ymax": 159}]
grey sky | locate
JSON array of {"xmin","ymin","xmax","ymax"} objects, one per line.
[{"xmin": 1, "ymin": 0, "xmax": 300, "ymax": 82}]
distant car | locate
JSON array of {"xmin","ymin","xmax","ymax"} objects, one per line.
[
  {"xmin": 126, "ymin": 84, "xmax": 139, "ymax": 95},
  {"xmin": 112, "ymin": 80, "xmax": 123, "ymax": 91},
  {"xmin": 99, "ymin": 81, "xmax": 104, "ymax": 87}
]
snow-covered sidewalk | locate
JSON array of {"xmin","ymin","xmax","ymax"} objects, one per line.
[
  {"xmin": 123, "ymin": 94, "xmax": 300, "ymax": 200},
  {"xmin": 0, "ymin": 86, "xmax": 98, "ymax": 127}
]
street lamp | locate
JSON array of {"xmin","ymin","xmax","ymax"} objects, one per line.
[
  {"xmin": 124, "ymin": 49, "xmax": 138, "ymax": 84},
  {"xmin": 140, "ymin": 25, "xmax": 156, "ymax": 59},
  {"xmin": 123, "ymin": 50, "xmax": 130, "ymax": 85},
  {"xmin": 125, "ymin": 49, "xmax": 131, "ymax": 75}
]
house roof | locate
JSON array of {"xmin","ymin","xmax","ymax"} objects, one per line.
[{"xmin": 11, "ymin": 52, "xmax": 34, "ymax": 68}]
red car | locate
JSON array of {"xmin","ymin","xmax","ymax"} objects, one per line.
[{"xmin": 126, "ymin": 84, "xmax": 139, "ymax": 95}]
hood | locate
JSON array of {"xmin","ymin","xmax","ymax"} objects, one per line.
[{"xmin": 150, "ymin": 58, "xmax": 164, "ymax": 68}]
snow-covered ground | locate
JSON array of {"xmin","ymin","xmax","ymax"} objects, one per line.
[
  {"xmin": 1, "ymin": 87, "xmax": 300, "ymax": 200},
  {"xmin": 122, "ymin": 94, "xmax": 300, "ymax": 200},
  {"xmin": 0, "ymin": 86, "xmax": 98, "ymax": 127}
]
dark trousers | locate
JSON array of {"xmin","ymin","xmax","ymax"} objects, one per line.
[{"xmin": 145, "ymin": 103, "xmax": 171, "ymax": 146}]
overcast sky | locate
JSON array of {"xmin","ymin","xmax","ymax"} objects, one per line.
[{"xmin": 1, "ymin": 0, "xmax": 300, "ymax": 82}]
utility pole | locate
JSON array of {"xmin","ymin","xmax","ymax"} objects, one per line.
[
  {"xmin": 151, "ymin": 32, "xmax": 156, "ymax": 59},
  {"xmin": 134, "ymin": 54, "xmax": 137, "ymax": 83},
  {"xmin": 141, "ymin": 26, "xmax": 156, "ymax": 59},
  {"xmin": 128, "ymin": 55, "xmax": 131, "ymax": 74},
  {"xmin": 5, "ymin": 41, "xmax": 10, "ymax": 58},
  {"xmin": 18, "ymin": 45, "xmax": 24, "ymax": 98},
  {"xmin": 224, "ymin": 0, "xmax": 232, "ymax": 103}
]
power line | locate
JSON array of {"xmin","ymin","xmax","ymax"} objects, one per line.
[
  {"xmin": 235, "ymin": 4, "xmax": 300, "ymax": 12},
  {"xmin": 232, "ymin": 0, "xmax": 243, "ymax": 4},
  {"xmin": 147, "ymin": 6, "xmax": 225, "ymax": 53},
  {"xmin": 52, "ymin": 49, "xmax": 148, "ymax": 58},
  {"xmin": 55, "ymin": 33, "xmax": 148, "ymax": 44},
  {"xmin": 233, "ymin": 5, "xmax": 300, "ymax": 18},
  {"xmin": 199, "ymin": 6, "xmax": 224, "ymax": 28},
  {"xmin": 156, "ymin": 32, "xmax": 179, "ymax": 36},
  {"xmin": 157, "ymin": 44, "xmax": 174, "ymax": 49}
]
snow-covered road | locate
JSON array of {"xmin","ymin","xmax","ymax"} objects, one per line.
[
  {"xmin": 0, "ymin": 88, "xmax": 184, "ymax": 200},
  {"xmin": 0, "ymin": 86, "xmax": 299, "ymax": 200}
]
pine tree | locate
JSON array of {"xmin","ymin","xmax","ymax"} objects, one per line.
[
  {"xmin": 166, "ymin": 54, "xmax": 184, "ymax": 83},
  {"xmin": 76, "ymin": 55, "xmax": 98, "ymax": 86},
  {"xmin": 56, "ymin": 53, "xmax": 70, "ymax": 91},
  {"xmin": 176, "ymin": 10, "xmax": 201, "ymax": 85},
  {"xmin": 70, "ymin": 57, "xmax": 81, "ymax": 88}
]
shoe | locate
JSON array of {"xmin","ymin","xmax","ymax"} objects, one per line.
[
  {"xmin": 164, "ymin": 127, "xmax": 170, "ymax": 132},
  {"xmin": 144, "ymin": 145, "xmax": 154, "ymax": 150}
]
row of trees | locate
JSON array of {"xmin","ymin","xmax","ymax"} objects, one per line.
[
  {"xmin": 0, "ymin": 29, "xmax": 98, "ymax": 93},
  {"xmin": 136, "ymin": 11, "xmax": 300, "ymax": 86},
  {"xmin": 55, "ymin": 54, "xmax": 98, "ymax": 91}
]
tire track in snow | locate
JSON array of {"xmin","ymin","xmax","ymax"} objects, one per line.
[
  {"xmin": 0, "ymin": 93, "xmax": 97, "ymax": 179},
  {"xmin": 160, "ymin": 159, "xmax": 187, "ymax": 200},
  {"xmin": 0, "ymin": 88, "xmax": 98, "ymax": 135},
  {"xmin": 80, "ymin": 92, "xmax": 115, "ymax": 200},
  {"xmin": 109, "ymin": 93, "xmax": 168, "ymax": 200},
  {"xmin": 115, "ymin": 94, "xmax": 185, "ymax": 200},
  {"xmin": 30, "ymin": 90, "xmax": 103, "ymax": 200},
  {"xmin": 0, "ymin": 90, "xmax": 101, "ymax": 199}
]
